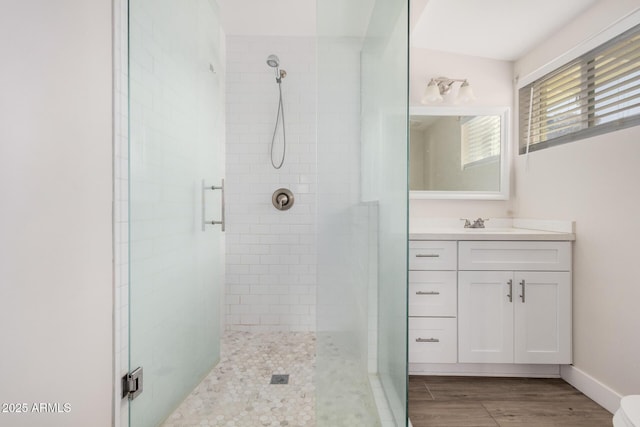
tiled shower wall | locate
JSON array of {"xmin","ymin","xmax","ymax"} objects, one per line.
[{"xmin": 225, "ymin": 36, "xmax": 317, "ymax": 332}]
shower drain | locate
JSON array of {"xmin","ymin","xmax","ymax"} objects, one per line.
[{"xmin": 270, "ymin": 374, "xmax": 289, "ymax": 385}]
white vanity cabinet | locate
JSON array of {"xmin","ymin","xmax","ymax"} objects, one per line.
[{"xmin": 457, "ymin": 241, "xmax": 572, "ymax": 365}]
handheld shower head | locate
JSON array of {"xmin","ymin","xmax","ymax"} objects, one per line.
[
  {"xmin": 266, "ymin": 54, "xmax": 280, "ymax": 68},
  {"xmin": 267, "ymin": 54, "xmax": 286, "ymax": 83}
]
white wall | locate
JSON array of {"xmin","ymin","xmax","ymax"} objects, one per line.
[
  {"xmin": 513, "ymin": 0, "xmax": 640, "ymax": 400},
  {"xmin": 409, "ymin": 48, "xmax": 514, "ymax": 220},
  {"xmin": 513, "ymin": 128, "xmax": 640, "ymax": 397},
  {"xmin": 0, "ymin": 1, "xmax": 113, "ymax": 426},
  {"xmin": 409, "ymin": 128, "xmax": 426, "ymax": 189},
  {"xmin": 225, "ymin": 36, "xmax": 317, "ymax": 332}
]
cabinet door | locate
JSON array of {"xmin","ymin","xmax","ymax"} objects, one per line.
[
  {"xmin": 514, "ymin": 272, "xmax": 572, "ymax": 364},
  {"xmin": 458, "ymin": 271, "xmax": 514, "ymax": 363}
]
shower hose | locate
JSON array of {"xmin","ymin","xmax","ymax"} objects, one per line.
[{"xmin": 270, "ymin": 80, "xmax": 286, "ymax": 169}]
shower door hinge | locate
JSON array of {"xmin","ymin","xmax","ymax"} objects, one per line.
[{"xmin": 122, "ymin": 367, "xmax": 143, "ymax": 400}]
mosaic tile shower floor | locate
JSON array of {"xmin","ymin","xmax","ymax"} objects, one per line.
[{"xmin": 162, "ymin": 331, "xmax": 316, "ymax": 427}]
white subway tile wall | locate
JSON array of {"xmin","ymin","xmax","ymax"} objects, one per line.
[{"xmin": 225, "ymin": 36, "xmax": 317, "ymax": 332}]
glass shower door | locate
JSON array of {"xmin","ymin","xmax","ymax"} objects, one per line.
[
  {"xmin": 317, "ymin": 0, "xmax": 408, "ymax": 425},
  {"xmin": 128, "ymin": 1, "xmax": 224, "ymax": 426},
  {"xmin": 362, "ymin": 1, "xmax": 409, "ymax": 425}
]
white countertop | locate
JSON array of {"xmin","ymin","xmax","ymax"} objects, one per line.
[{"xmin": 409, "ymin": 218, "xmax": 576, "ymax": 241}]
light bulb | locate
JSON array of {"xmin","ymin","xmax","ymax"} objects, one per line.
[
  {"xmin": 421, "ymin": 80, "xmax": 443, "ymax": 104},
  {"xmin": 457, "ymin": 80, "xmax": 476, "ymax": 103}
]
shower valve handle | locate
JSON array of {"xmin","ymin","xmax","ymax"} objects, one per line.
[
  {"xmin": 277, "ymin": 194, "xmax": 289, "ymax": 209},
  {"xmin": 272, "ymin": 188, "xmax": 294, "ymax": 211}
]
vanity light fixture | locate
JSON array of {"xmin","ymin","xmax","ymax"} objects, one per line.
[{"xmin": 421, "ymin": 76, "xmax": 475, "ymax": 104}]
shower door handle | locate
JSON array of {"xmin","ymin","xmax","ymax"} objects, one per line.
[{"xmin": 202, "ymin": 179, "xmax": 225, "ymax": 232}]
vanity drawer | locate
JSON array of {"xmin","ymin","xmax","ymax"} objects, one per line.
[
  {"xmin": 409, "ymin": 241, "xmax": 457, "ymax": 270},
  {"xmin": 409, "ymin": 271, "xmax": 457, "ymax": 317},
  {"xmin": 458, "ymin": 241, "xmax": 571, "ymax": 271},
  {"xmin": 409, "ymin": 317, "xmax": 457, "ymax": 364}
]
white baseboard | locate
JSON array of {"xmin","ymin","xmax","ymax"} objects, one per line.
[
  {"xmin": 410, "ymin": 363, "xmax": 560, "ymax": 378},
  {"xmin": 560, "ymin": 365, "xmax": 621, "ymax": 414}
]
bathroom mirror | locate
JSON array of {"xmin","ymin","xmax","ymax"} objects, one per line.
[{"xmin": 409, "ymin": 106, "xmax": 510, "ymax": 200}]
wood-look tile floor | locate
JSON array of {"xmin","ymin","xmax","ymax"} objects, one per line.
[{"xmin": 409, "ymin": 376, "xmax": 613, "ymax": 427}]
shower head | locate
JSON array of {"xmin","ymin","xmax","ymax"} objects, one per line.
[{"xmin": 266, "ymin": 54, "xmax": 280, "ymax": 68}]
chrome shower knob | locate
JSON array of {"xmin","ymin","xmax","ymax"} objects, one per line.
[{"xmin": 272, "ymin": 188, "xmax": 294, "ymax": 211}]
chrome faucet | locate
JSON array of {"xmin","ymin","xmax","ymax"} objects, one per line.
[{"xmin": 461, "ymin": 218, "xmax": 489, "ymax": 228}]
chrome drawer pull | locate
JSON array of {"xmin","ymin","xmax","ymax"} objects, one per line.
[
  {"xmin": 416, "ymin": 291, "xmax": 440, "ymax": 295},
  {"xmin": 520, "ymin": 279, "xmax": 526, "ymax": 303},
  {"xmin": 416, "ymin": 337, "xmax": 440, "ymax": 343},
  {"xmin": 416, "ymin": 254, "xmax": 439, "ymax": 258},
  {"xmin": 507, "ymin": 279, "xmax": 513, "ymax": 303}
]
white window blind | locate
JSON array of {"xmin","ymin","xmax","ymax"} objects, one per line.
[
  {"xmin": 461, "ymin": 115, "xmax": 501, "ymax": 168},
  {"xmin": 519, "ymin": 23, "xmax": 640, "ymax": 154}
]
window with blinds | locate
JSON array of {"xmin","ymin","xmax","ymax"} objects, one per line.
[
  {"xmin": 461, "ymin": 115, "xmax": 501, "ymax": 168},
  {"xmin": 519, "ymin": 23, "xmax": 640, "ymax": 154}
]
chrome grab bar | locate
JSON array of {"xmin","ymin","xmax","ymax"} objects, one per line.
[{"xmin": 202, "ymin": 179, "xmax": 225, "ymax": 232}]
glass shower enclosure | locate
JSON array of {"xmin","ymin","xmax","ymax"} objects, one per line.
[{"xmin": 127, "ymin": 0, "xmax": 408, "ymax": 425}]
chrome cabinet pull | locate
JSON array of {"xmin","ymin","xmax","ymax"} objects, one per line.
[
  {"xmin": 416, "ymin": 338, "xmax": 440, "ymax": 343},
  {"xmin": 202, "ymin": 179, "xmax": 225, "ymax": 232},
  {"xmin": 416, "ymin": 291, "xmax": 440, "ymax": 295},
  {"xmin": 507, "ymin": 279, "xmax": 513, "ymax": 303},
  {"xmin": 520, "ymin": 279, "xmax": 526, "ymax": 303},
  {"xmin": 416, "ymin": 254, "xmax": 439, "ymax": 258}
]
